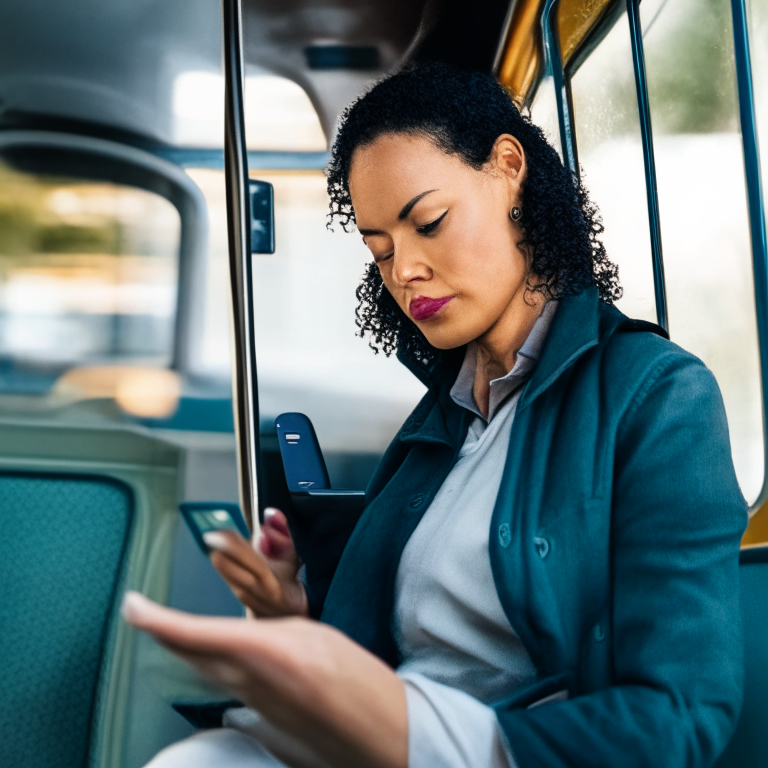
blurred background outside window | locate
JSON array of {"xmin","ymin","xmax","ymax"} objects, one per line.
[
  {"xmin": 539, "ymin": 0, "xmax": 763, "ymax": 503},
  {"xmin": 172, "ymin": 70, "xmax": 327, "ymax": 151},
  {"xmin": 0, "ymin": 71, "xmax": 425, "ymax": 472},
  {"xmin": 4, "ymin": 26, "xmax": 768, "ymax": 495},
  {"xmin": 179, "ymin": 71, "xmax": 426, "ymax": 460},
  {"xmin": 0, "ymin": 163, "xmax": 180, "ymax": 414}
]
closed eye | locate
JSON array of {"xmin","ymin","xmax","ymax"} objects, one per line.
[{"xmin": 416, "ymin": 209, "xmax": 448, "ymax": 235}]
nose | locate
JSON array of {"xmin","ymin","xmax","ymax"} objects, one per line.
[{"xmin": 392, "ymin": 242, "xmax": 431, "ymax": 287}]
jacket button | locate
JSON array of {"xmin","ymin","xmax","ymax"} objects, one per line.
[
  {"xmin": 409, "ymin": 494, "xmax": 424, "ymax": 509},
  {"xmin": 593, "ymin": 623, "xmax": 605, "ymax": 642},
  {"xmin": 498, "ymin": 523, "xmax": 511, "ymax": 548},
  {"xmin": 534, "ymin": 536, "xmax": 550, "ymax": 558}
]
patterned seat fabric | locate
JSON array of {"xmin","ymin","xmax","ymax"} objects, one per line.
[
  {"xmin": 0, "ymin": 473, "xmax": 133, "ymax": 768},
  {"xmin": 715, "ymin": 547, "xmax": 768, "ymax": 768}
]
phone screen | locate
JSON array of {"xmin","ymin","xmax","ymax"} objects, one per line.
[
  {"xmin": 180, "ymin": 502, "xmax": 250, "ymax": 555},
  {"xmin": 189, "ymin": 508, "xmax": 242, "ymax": 535}
]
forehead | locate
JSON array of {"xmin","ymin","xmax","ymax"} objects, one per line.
[{"xmin": 348, "ymin": 133, "xmax": 475, "ymax": 215}]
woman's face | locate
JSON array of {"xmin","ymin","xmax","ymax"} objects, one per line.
[{"xmin": 348, "ymin": 132, "xmax": 531, "ymax": 350}]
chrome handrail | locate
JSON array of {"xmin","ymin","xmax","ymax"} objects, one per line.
[{"xmin": 223, "ymin": 0, "xmax": 261, "ymax": 531}]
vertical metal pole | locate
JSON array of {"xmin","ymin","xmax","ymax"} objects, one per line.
[
  {"xmin": 626, "ymin": 0, "xmax": 668, "ymax": 333},
  {"xmin": 731, "ymin": 0, "xmax": 768, "ymax": 514},
  {"xmin": 223, "ymin": 0, "xmax": 261, "ymax": 530},
  {"xmin": 542, "ymin": 0, "xmax": 579, "ymax": 176}
]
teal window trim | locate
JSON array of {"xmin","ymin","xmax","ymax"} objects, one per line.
[
  {"xmin": 542, "ymin": 0, "xmax": 669, "ymax": 332},
  {"xmin": 626, "ymin": 0, "xmax": 668, "ymax": 333},
  {"xmin": 731, "ymin": 0, "xmax": 768, "ymax": 513},
  {"xmin": 542, "ymin": 0, "xmax": 580, "ymax": 175}
]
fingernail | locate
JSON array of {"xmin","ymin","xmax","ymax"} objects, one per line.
[
  {"xmin": 202, "ymin": 531, "xmax": 229, "ymax": 551},
  {"xmin": 121, "ymin": 590, "xmax": 148, "ymax": 623}
]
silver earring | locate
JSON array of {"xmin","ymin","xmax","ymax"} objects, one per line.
[{"xmin": 510, "ymin": 206, "xmax": 522, "ymax": 222}]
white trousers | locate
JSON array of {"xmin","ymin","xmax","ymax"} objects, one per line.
[
  {"xmin": 145, "ymin": 709, "xmax": 331, "ymax": 768},
  {"xmin": 145, "ymin": 728, "xmax": 285, "ymax": 768}
]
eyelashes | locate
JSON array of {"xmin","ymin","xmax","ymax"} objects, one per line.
[
  {"xmin": 416, "ymin": 209, "xmax": 448, "ymax": 235},
  {"xmin": 370, "ymin": 209, "xmax": 449, "ymax": 264}
]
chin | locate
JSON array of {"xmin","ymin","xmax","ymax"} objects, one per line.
[{"xmin": 419, "ymin": 328, "xmax": 477, "ymax": 351}]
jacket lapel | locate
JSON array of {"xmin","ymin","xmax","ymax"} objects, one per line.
[{"xmin": 519, "ymin": 287, "xmax": 605, "ymax": 411}]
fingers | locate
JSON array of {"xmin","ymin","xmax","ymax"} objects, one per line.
[
  {"xmin": 202, "ymin": 521, "xmax": 306, "ymax": 617},
  {"xmin": 121, "ymin": 591, "xmax": 246, "ymax": 655},
  {"xmin": 121, "ymin": 592, "xmax": 283, "ymax": 702},
  {"xmin": 203, "ymin": 529, "xmax": 278, "ymax": 586},
  {"xmin": 264, "ymin": 507, "xmax": 290, "ymax": 536},
  {"xmin": 121, "ymin": 592, "xmax": 316, "ymax": 691},
  {"xmin": 210, "ymin": 551, "xmax": 285, "ymax": 616}
]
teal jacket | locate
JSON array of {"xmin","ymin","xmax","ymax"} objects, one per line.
[{"xmin": 318, "ymin": 287, "xmax": 747, "ymax": 768}]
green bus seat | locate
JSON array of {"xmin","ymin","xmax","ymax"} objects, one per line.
[
  {"xmin": 714, "ymin": 545, "xmax": 768, "ymax": 768},
  {"xmin": 0, "ymin": 418, "xmax": 184, "ymax": 768},
  {"xmin": 0, "ymin": 473, "xmax": 133, "ymax": 768}
]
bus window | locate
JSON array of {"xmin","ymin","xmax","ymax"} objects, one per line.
[
  {"xmin": 187, "ymin": 166, "xmax": 427, "ymax": 473},
  {"xmin": 529, "ymin": 75, "xmax": 564, "ymax": 163},
  {"xmin": 0, "ymin": 161, "xmax": 181, "ymax": 416},
  {"xmin": 641, "ymin": 0, "xmax": 762, "ymax": 503},
  {"xmin": 173, "ymin": 71, "xmax": 327, "ymax": 151},
  {"xmin": 569, "ymin": 11, "xmax": 658, "ymax": 324}
]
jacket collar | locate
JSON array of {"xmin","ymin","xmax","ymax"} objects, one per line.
[
  {"xmin": 397, "ymin": 373, "xmax": 469, "ymax": 447},
  {"xmin": 396, "ymin": 286, "xmax": 638, "ymax": 444},
  {"xmin": 518, "ymin": 286, "xmax": 606, "ymax": 411}
]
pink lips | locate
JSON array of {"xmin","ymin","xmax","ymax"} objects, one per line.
[{"xmin": 410, "ymin": 295, "xmax": 454, "ymax": 321}]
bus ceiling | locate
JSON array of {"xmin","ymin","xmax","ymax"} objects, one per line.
[
  {"xmin": 0, "ymin": 0, "xmax": 425, "ymax": 149},
  {"xmin": 0, "ymin": 0, "xmax": 626, "ymax": 153}
]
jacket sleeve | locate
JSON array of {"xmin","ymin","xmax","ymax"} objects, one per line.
[{"xmin": 495, "ymin": 355, "xmax": 748, "ymax": 768}]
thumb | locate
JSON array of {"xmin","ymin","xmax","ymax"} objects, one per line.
[{"xmin": 259, "ymin": 508, "xmax": 298, "ymax": 563}]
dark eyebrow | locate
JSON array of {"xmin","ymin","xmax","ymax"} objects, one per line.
[
  {"xmin": 399, "ymin": 189, "xmax": 437, "ymax": 220},
  {"xmin": 357, "ymin": 189, "xmax": 438, "ymax": 236}
]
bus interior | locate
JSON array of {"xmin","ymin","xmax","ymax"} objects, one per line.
[{"xmin": 0, "ymin": 0, "xmax": 767, "ymax": 766}]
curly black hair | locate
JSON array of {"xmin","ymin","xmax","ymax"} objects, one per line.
[{"xmin": 326, "ymin": 61, "xmax": 621, "ymax": 366}]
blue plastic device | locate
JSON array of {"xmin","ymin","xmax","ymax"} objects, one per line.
[{"xmin": 274, "ymin": 412, "xmax": 331, "ymax": 492}]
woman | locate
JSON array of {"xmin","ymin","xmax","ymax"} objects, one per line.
[{"xmin": 124, "ymin": 62, "xmax": 747, "ymax": 768}]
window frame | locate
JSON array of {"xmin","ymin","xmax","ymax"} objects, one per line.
[{"xmin": 541, "ymin": 0, "xmax": 768, "ymax": 524}]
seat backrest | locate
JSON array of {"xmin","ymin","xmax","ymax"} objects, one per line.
[
  {"xmin": 0, "ymin": 472, "xmax": 134, "ymax": 768},
  {"xmin": 714, "ymin": 545, "xmax": 768, "ymax": 768},
  {"xmin": 0, "ymin": 418, "xmax": 182, "ymax": 768}
]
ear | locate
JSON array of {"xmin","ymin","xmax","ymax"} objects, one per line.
[{"xmin": 489, "ymin": 134, "xmax": 527, "ymax": 201}]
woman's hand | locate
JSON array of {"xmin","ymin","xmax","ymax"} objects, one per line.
[
  {"xmin": 204, "ymin": 507, "xmax": 308, "ymax": 618},
  {"xmin": 122, "ymin": 592, "xmax": 407, "ymax": 768}
]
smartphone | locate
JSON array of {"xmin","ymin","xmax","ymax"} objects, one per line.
[
  {"xmin": 180, "ymin": 501, "xmax": 250, "ymax": 555},
  {"xmin": 275, "ymin": 412, "xmax": 331, "ymax": 492}
]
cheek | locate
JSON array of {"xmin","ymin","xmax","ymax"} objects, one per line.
[{"xmin": 440, "ymin": 215, "xmax": 526, "ymax": 296}]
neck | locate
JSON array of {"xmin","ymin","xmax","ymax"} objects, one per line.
[{"xmin": 472, "ymin": 287, "xmax": 546, "ymax": 418}]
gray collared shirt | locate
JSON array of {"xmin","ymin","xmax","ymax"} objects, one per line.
[
  {"xmin": 395, "ymin": 300, "xmax": 558, "ymax": 768},
  {"xmin": 218, "ymin": 303, "xmax": 558, "ymax": 768}
]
